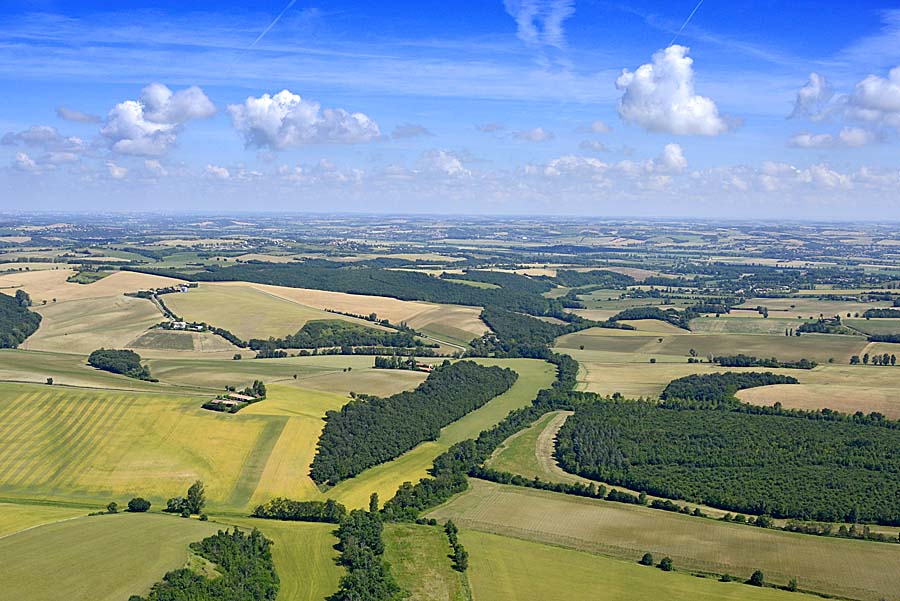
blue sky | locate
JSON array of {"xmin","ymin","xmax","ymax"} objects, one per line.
[{"xmin": 2, "ymin": 0, "xmax": 900, "ymax": 217}]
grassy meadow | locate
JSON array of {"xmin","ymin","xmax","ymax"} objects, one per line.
[
  {"xmin": 384, "ymin": 523, "xmax": 469, "ymax": 601},
  {"xmin": 429, "ymin": 480, "xmax": 900, "ymax": 601},
  {"xmin": 463, "ymin": 530, "xmax": 823, "ymax": 601}
]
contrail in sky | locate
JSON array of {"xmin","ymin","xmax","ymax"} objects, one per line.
[
  {"xmin": 669, "ymin": 0, "xmax": 704, "ymax": 46},
  {"xmin": 229, "ymin": 0, "xmax": 297, "ymax": 70},
  {"xmin": 247, "ymin": 0, "xmax": 298, "ymax": 52}
]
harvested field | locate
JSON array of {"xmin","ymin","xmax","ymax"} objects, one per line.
[{"xmin": 0, "ymin": 269, "xmax": 181, "ymax": 303}]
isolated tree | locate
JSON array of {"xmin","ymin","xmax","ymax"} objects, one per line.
[
  {"xmin": 186, "ymin": 480, "xmax": 205, "ymax": 515},
  {"xmin": 46, "ymin": 377, "xmax": 53, "ymax": 385},
  {"xmin": 863, "ymin": 353, "xmax": 870, "ymax": 365},
  {"xmin": 788, "ymin": 578, "xmax": 798, "ymax": 592},
  {"xmin": 107, "ymin": 501, "xmax": 118, "ymax": 514},
  {"xmin": 748, "ymin": 570, "xmax": 765, "ymax": 586},
  {"xmin": 850, "ymin": 355, "xmax": 860, "ymax": 365},
  {"xmin": 892, "ymin": 354, "xmax": 897, "ymax": 366},
  {"xmin": 658, "ymin": 557, "xmax": 673, "ymax": 571},
  {"xmin": 639, "ymin": 553, "xmax": 654, "ymax": 566},
  {"xmin": 128, "ymin": 497, "xmax": 151, "ymax": 512}
]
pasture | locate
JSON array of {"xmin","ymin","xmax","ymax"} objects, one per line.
[
  {"xmin": 384, "ymin": 523, "xmax": 468, "ymax": 601},
  {"xmin": 462, "ymin": 531, "xmax": 821, "ymax": 601},
  {"xmin": 429, "ymin": 480, "xmax": 900, "ymax": 601},
  {"xmin": 0, "ymin": 512, "xmax": 219, "ymax": 601},
  {"xmin": 846, "ymin": 318, "xmax": 900, "ymax": 335}
]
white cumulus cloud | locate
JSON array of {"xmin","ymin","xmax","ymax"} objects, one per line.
[
  {"xmin": 12, "ymin": 152, "xmax": 38, "ymax": 172},
  {"xmin": 106, "ymin": 161, "xmax": 127, "ymax": 179},
  {"xmin": 228, "ymin": 90, "xmax": 380, "ymax": 150},
  {"xmin": 101, "ymin": 83, "xmax": 216, "ymax": 156},
  {"xmin": 422, "ymin": 150, "xmax": 471, "ymax": 177},
  {"xmin": 616, "ymin": 45, "xmax": 727, "ymax": 136}
]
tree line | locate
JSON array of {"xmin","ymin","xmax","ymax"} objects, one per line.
[
  {"xmin": 252, "ymin": 498, "xmax": 347, "ymax": 523},
  {"xmin": 712, "ymin": 354, "xmax": 817, "ymax": 369},
  {"xmin": 310, "ymin": 361, "xmax": 518, "ymax": 485}
]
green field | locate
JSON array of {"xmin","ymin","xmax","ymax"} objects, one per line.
[
  {"xmin": 384, "ymin": 523, "xmax": 468, "ymax": 601},
  {"xmin": 463, "ymin": 530, "xmax": 821, "ymax": 601},
  {"xmin": 225, "ymin": 517, "xmax": 342, "ymax": 601},
  {"xmin": 846, "ymin": 318, "xmax": 900, "ymax": 336},
  {"xmin": 0, "ymin": 501, "xmax": 88, "ymax": 538},
  {"xmin": 323, "ymin": 358, "xmax": 556, "ymax": 509},
  {"xmin": 488, "ymin": 411, "xmax": 588, "ymax": 486},
  {"xmin": 429, "ymin": 480, "xmax": 900, "ymax": 601},
  {"xmin": 690, "ymin": 317, "xmax": 799, "ymax": 336},
  {"xmin": 0, "ymin": 512, "xmax": 220, "ymax": 601}
]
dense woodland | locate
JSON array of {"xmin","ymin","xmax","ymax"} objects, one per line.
[
  {"xmin": 129, "ymin": 528, "xmax": 279, "ymax": 601},
  {"xmin": 660, "ymin": 372, "xmax": 798, "ymax": 404},
  {"xmin": 310, "ymin": 361, "xmax": 518, "ymax": 485},
  {"xmin": 87, "ymin": 349, "xmax": 155, "ymax": 381},
  {"xmin": 0, "ymin": 290, "xmax": 41, "ymax": 348},
  {"xmin": 556, "ymin": 400, "xmax": 900, "ymax": 524}
]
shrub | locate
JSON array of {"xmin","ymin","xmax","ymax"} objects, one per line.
[
  {"xmin": 639, "ymin": 553, "xmax": 654, "ymax": 566},
  {"xmin": 748, "ymin": 570, "xmax": 765, "ymax": 586},
  {"xmin": 658, "ymin": 557, "xmax": 674, "ymax": 571},
  {"xmin": 107, "ymin": 501, "xmax": 118, "ymax": 514}
]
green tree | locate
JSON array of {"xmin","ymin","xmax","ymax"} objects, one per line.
[
  {"xmin": 748, "ymin": 570, "xmax": 765, "ymax": 586},
  {"xmin": 369, "ymin": 492, "xmax": 380, "ymax": 514},
  {"xmin": 639, "ymin": 553, "xmax": 654, "ymax": 566},
  {"xmin": 128, "ymin": 497, "xmax": 151, "ymax": 512},
  {"xmin": 107, "ymin": 501, "xmax": 118, "ymax": 514},
  {"xmin": 658, "ymin": 557, "xmax": 673, "ymax": 571},
  {"xmin": 186, "ymin": 480, "xmax": 205, "ymax": 515},
  {"xmin": 787, "ymin": 578, "xmax": 798, "ymax": 592}
]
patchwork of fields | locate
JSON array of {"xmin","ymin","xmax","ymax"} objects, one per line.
[
  {"xmin": 0, "ymin": 359, "xmax": 552, "ymax": 512},
  {"xmin": 429, "ymin": 480, "xmax": 900, "ymax": 601}
]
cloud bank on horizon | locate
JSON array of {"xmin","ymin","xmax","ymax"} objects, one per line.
[{"xmin": 2, "ymin": 0, "xmax": 900, "ymax": 218}]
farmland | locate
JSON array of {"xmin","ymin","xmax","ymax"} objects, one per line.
[
  {"xmin": 429, "ymin": 480, "xmax": 900, "ymax": 601},
  {"xmin": 462, "ymin": 531, "xmax": 821, "ymax": 601},
  {"xmin": 0, "ymin": 513, "xmax": 220, "ymax": 601},
  {"xmin": 384, "ymin": 523, "xmax": 468, "ymax": 601},
  {"xmin": 4, "ymin": 214, "xmax": 900, "ymax": 600}
]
